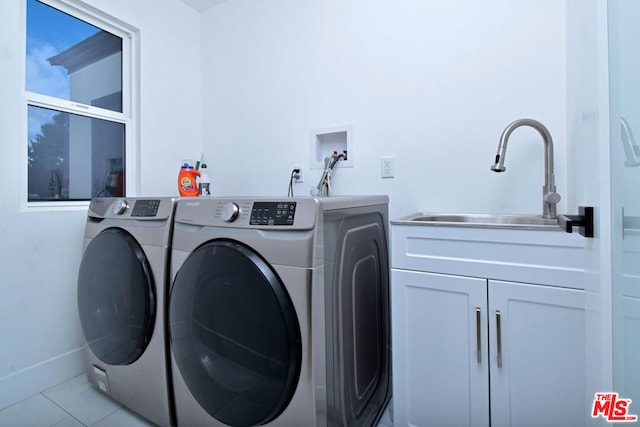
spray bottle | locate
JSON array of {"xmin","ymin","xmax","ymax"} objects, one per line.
[{"xmin": 198, "ymin": 163, "xmax": 211, "ymax": 195}]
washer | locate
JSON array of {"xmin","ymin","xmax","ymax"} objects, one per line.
[
  {"xmin": 77, "ymin": 197, "xmax": 177, "ymax": 427},
  {"xmin": 168, "ymin": 196, "xmax": 391, "ymax": 427}
]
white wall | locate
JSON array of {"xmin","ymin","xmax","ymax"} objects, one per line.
[
  {"xmin": 201, "ymin": 0, "xmax": 568, "ymax": 221},
  {"xmin": 0, "ymin": 0, "xmax": 202, "ymax": 409},
  {"xmin": 0, "ymin": 0, "xmax": 598, "ymax": 413}
]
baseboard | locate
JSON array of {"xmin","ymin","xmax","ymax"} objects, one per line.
[{"xmin": 0, "ymin": 347, "xmax": 86, "ymax": 411}]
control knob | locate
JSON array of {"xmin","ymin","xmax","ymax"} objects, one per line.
[
  {"xmin": 112, "ymin": 199, "xmax": 128, "ymax": 215},
  {"xmin": 221, "ymin": 202, "xmax": 240, "ymax": 222}
]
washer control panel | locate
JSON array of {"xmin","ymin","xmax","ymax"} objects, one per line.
[
  {"xmin": 131, "ymin": 199, "xmax": 162, "ymax": 217},
  {"xmin": 250, "ymin": 202, "xmax": 296, "ymax": 226}
]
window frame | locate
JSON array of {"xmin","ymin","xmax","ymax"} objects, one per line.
[{"xmin": 22, "ymin": 0, "xmax": 139, "ymax": 210}]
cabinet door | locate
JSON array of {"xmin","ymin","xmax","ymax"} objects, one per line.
[
  {"xmin": 392, "ymin": 269, "xmax": 489, "ymax": 427},
  {"xmin": 488, "ymin": 280, "xmax": 585, "ymax": 427}
]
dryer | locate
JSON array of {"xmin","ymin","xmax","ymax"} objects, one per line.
[
  {"xmin": 168, "ymin": 196, "xmax": 391, "ymax": 427},
  {"xmin": 77, "ymin": 197, "xmax": 177, "ymax": 427}
]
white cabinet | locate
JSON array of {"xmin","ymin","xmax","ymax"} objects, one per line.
[
  {"xmin": 488, "ymin": 279, "xmax": 585, "ymax": 427},
  {"xmin": 392, "ymin": 270, "xmax": 489, "ymax": 427},
  {"xmin": 391, "ymin": 223, "xmax": 586, "ymax": 427}
]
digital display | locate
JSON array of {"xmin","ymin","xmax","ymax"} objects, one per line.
[
  {"xmin": 131, "ymin": 199, "xmax": 161, "ymax": 217},
  {"xmin": 250, "ymin": 202, "xmax": 296, "ymax": 226}
]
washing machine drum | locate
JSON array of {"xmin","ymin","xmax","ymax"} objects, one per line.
[
  {"xmin": 169, "ymin": 240, "xmax": 302, "ymax": 427},
  {"xmin": 77, "ymin": 228, "xmax": 156, "ymax": 366}
]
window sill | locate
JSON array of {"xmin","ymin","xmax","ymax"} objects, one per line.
[{"xmin": 22, "ymin": 200, "xmax": 90, "ymax": 213}]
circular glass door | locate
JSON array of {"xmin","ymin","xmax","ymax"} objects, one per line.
[
  {"xmin": 77, "ymin": 228, "xmax": 155, "ymax": 365},
  {"xmin": 169, "ymin": 240, "xmax": 301, "ymax": 427}
]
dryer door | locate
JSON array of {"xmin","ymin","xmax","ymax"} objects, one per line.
[
  {"xmin": 169, "ymin": 240, "xmax": 302, "ymax": 427},
  {"xmin": 77, "ymin": 228, "xmax": 156, "ymax": 365}
]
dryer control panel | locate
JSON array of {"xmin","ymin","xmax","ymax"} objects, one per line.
[
  {"xmin": 88, "ymin": 197, "xmax": 176, "ymax": 221},
  {"xmin": 250, "ymin": 202, "xmax": 296, "ymax": 226}
]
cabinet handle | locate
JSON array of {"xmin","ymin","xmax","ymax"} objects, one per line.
[
  {"xmin": 496, "ymin": 310, "xmax": 503, "ymax": 368},
  {"xmin": 475, "ymin": 307, "xmax": 482, "ymax": 364}
]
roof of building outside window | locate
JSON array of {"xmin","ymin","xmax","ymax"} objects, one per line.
[{"xmin": 47, "ymin": 30, "xmax": 121, "ymax": 74}]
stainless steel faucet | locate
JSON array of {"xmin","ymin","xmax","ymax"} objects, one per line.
[
  {"xmin": 490, "ymin": 118, "xmax": 561, "ymax": 219},
  {"xmin": 620, "ymin": 116, "xmax": 640, "ymax": 167},
  {"xmin": 312, "ymin": 150, "xmax": 347, "ymax": 197}
]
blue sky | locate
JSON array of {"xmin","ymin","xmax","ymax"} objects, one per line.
[
  {"xmin": 27, "ymin": 0, "xmax": 100, "ymax": 51},
  {"xmin": 26, "ymin": 0, "xmax": 100, "ymax": 142},
  {"xmin": 26, "ymin": 0, "xmax": 99, "ymax": 97}
]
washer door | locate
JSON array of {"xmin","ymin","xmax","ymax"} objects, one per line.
[
  {"xmin": 77, "ymin": 228, "xmax": 156, "ymax": 365},
  {"xmin": 169, "ymin": 240, "xmax": 301, "ymax": 427}
]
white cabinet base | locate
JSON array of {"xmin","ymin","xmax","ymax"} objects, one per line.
[{"xmin": 391, "ymin": 223, "xmax": 587, "ymax": 427}]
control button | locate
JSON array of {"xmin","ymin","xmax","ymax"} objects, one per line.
[
  {"xmin": 221, "ymin": 202, "xmax": 240, "ymax": 222},
  {"xmin": 112, "ymin": 199, "xmax": 128, "ymax": 215}
]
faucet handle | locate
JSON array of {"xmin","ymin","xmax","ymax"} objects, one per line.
[{"xmin": 544, "ymin": 191, "xmax": 561, "ymax": 204}]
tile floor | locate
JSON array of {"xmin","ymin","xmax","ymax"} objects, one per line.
[
  {"xmin": 0, "ymin": 374, "xmax": 394, "ymax": 427},
  {"xmin": 0, "ymin": 374, "xmax": 155, "ymax": 427}
]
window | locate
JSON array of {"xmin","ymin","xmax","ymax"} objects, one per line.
[{"xmin": 25, "ymin": 0, "xmax": 135, "ymax": 203}]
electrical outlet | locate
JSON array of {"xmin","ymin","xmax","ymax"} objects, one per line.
[
  {"xmin": 294, "ymin": 164, "xmax": 304, "ymax": 183},
  {"xmin": 381, "ymin": 157, "xmax": 395, "ymax": 178}
]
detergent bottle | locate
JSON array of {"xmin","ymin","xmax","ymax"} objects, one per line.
[{"xmin": 178, "ymin": 163, "xmax": 201, "ymax": 197}]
